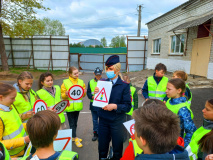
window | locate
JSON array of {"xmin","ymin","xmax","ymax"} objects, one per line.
[
  {"xmin": 170, "ymin": 34, "xmax": 185, "ymax": 54},
  {"xmin": 153, "ymin": 38, "xmax": 161, "ymax": 54}
]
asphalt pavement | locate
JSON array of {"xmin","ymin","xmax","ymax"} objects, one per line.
[{"xmin": 1, "ymin": 73, "xmax": 213, "ymax": 160}]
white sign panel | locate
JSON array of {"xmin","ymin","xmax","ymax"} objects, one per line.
[
  {"xmin": 54, "ymin": 129, "xmax": 72, "ymax": 151},
  {"xmin": 33, "ymin": 100, "xmax": 48, "ymax": 114},
  {"xmin": 93, "ymin": 81, "xmax": 112, "ymax": 108},
  {"xmin": 123, "ymin": 119, "xmax": 135, "ymax": 136}
]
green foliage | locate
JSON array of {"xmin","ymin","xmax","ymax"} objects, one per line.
[
  {"xmin": 39, "ymin": 17, "xmax": 65, "ymax": 35},
  {"xmin": 70, "ymin": 43, "xmax": 85, "ymax": 47},
  {"xmin": 95, "ymin": 45, "xmax": 103, "ymax": 48},
  {"xmin": 109, "ymin": 35, "xmax": 126, "ymax": 48},
  {"xmin": 100, "ymin": 37, "xmax": 107, "ymax": 47},
  {"xmin": 1, "ymin": 0, "xmax": 49, "ymax": 38}
]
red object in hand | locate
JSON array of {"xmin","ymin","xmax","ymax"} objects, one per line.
[{"xmin": 177, "ymin": 137, "xmax": 184, "ymax": 147}]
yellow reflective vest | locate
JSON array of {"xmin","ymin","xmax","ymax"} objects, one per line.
[
  {"xmin": 20, "ymin": 150, "xmax": 78, "ymax": 160},
  {"xmin": 147, "ymin": 76, "xmax": 168, "ymax": 101},
  {"xmin": 0, "ymin": 105, "xmax": 26, "ymax": 156},
  {"xmin": 129, "ymin": 138, "xmax": 143, "ymax": 157},
  {"xmin": 89, "ymin": 79, "xmax": 98, "ymax": 103},
  {"xmin": 36, "ymin": 85, "xmax": 65, "ymax": 123},
  {"xmin": 126, "ymin": 86, "xmax": 136, "ymax": 116},
  {"xmin": 186, "ymin": 126, "xmax": 211, "ymax": 160},
  {"xmin": 63, "ymin": 79, "xmax": 84, "ymax": 112}
]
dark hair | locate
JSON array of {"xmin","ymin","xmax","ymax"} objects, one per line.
[
  {"xmin": 173, "ymin": 71, "xmax": 188, "ymax": 81},
  {"xmin": 69, "ymin": 66, "xmax": 78, "ymax": 74},
  {"xmin": 198, "ymin": 129, "xmax": 213, "ymax": 154},
  {"xmin": 133, "ymin": 103, "xmax": 180, "ymax": 154},
  {"xmin": 143, "ymin": 99, "xmax": 165, "ymax": 106},
  {"xmin": 207, "ymin": 99, "xmax": 213, "ymax": 109},
  {"xmin": 168, "ymin": 78, "xmax": 186, "ymax": 96},
  {"xmin": 38, "ymin": 72, "xmax": 54, "ymax": 89},
  {"xmin": 155, "ymin": 63, "xmax": 167, "ymax": 73},
  {"xmin": 0, "ymin": 83, "xmax": 16, "ymax": 96},
  {"xmin": 27, "ymin": 110, "xmax": 61, "ymax": 148},
  {"xmin": 17, "ymin": 71, "xmax": 33, "ymax": 86}
]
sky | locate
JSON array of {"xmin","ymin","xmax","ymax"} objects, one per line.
[{"xmin": 37, "ymin": 0, "xmax": 188, "ymax": 45}]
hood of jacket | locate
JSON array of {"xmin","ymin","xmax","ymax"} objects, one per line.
[{"xmin": 135, "ymin": 145, "xmax": 189, "ymax": 160}]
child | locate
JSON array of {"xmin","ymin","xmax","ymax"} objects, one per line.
[
  {"xmin": 142, "ymin": 63, "xmax": 168, "ymax": 102},
  {"xmin": 86, "ymin": 67, "xmax": 102, "ymax": 141},
  {"xmin": 172, "ymin": 70, "xmax": 192, "ymax": 105},
  {"xmin": 20, "ymin": 110, "xmax": 78, "ymax": 160},
  {"xmin": 36, "ymin": 72, "xmax": 66, "ymax": 125},
  {"xmin": 0, "ymin": 83, "xmax": 30, "ymax": 157},
  {"xmin": 166, "ymin": 78, "xmax": 196, "ymax": 147},
  {"xmin": 61, "ymin": 66, "xmax": 86, "ymax": 148},
  {"xmin": 186, "ymin": 99, "xmax": 213, "ymax": 160},
  {"xmin": 121, "ymin": 99, "xmax": 184, "ymax": 160},
  {"xmin": 0, "ymin": 142, "xmax": 10, "ymax": 160},
  {"xmin": 13, "ymin": 71, "xmax": 37, "ymax": 122},
  {"xmin": 133, "ymin": 101, "xmax": 189, "ymax": 160},
  {"xmin": 123, "ymin": 74, "xmax": 138, "ymax": 117}
]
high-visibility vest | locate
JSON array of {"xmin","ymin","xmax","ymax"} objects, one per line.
[
  {"xmin": 186, "ymin": 126, "xmax": 211, "ymax": 160},
  {"xmin": 186, "ymin": 83, "xmax": 192, "ymax": 106},
  {"xmin": 126, "ymin": 86, "xmax": 136, "ymax": 116},
  {"xmin": 129, "ymin": 138, "xmax": 143, "ymax": 157},
  {"xmin": 13, "ymin": 89, "xmax": 37, "ymax": 119},
  {"xmin": 166, "ymin": 98, "xmax": 194, "ymax": 119},
  {"xmin": 36, "ymin": 85, "xmax": 65, "ymax": 123},
  {"xmin": 0, "ymin": 142, "xmax": 11, "ymax": 160},
  {"xmin": 63, "ymin": 79, "xmax": 84, "ymax": 112},
  {"xmin": 147, "ymin": 76, "xmax": 168, "ymax": 101},
  {"xmin": 0, "ymin": 106, "xmax": 26, "ymax": 156},
  {"xmin": 20, "ymin": 150, "xmax": 78, "ymax": 160},
  {"xmin": 89, "ymin": 79, "xmax": 98, "ymax": 103}
]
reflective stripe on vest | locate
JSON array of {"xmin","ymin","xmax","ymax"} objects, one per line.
[
  {"xmin": 36, "ymin": 85, "xmax": 65, "ymax": 123},
  {"xmin": 147, "ymin": 76, "xmax": 168, "ymax": 101},
  {"xmin": 186, "ymin": 126, "xmax": 211, "ymax": 160},
  {"xmin": 126, "ymin": 86, "xmax": 136, "ymax": 116},
  {"xmin": 89, "ymin": 79, "xmax": 98, "ymax": 103},
  {"xmin": 56, "ymin": 150, "xmax": 78, "ymax": 160},
  {"xmin": 13, "ymin": 89, "xmax": 37, "ymax": 115},
  {"xmin": 0, "ymin": 107, "xmax": 26, "ymax": 156},
  {"xmin": 166, "ymin": 98, "xmax": 194, "ymax": 119},
  {"xmin": 63, "ymin": 79, "xmax": 84, "ymax": 112},
  {"xmin": 129, "ymin": 138, "xmax": 143, "ymax": 157}
]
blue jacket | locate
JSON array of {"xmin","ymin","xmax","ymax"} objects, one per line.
[
  {"xmin": 142, "ymin": 73, "xmax": 168, "ymax": 101},
  {"xmin": 185, "ymin": 86, "xmax": 192, "ymax": 101},
  {"xmin": 87, "ymin": 78, "xmax": 101, "ymax": 111},
  {"xmin": 98, "ymin": 76, "xmax": 131, "ymax": 122},
  {"xmin": 168, "ymin": 97, "xmax": 197, "ymax": 147},
  {"xmin": 135, "ymin": 145, "xmax": 189, "ymax": 160}
]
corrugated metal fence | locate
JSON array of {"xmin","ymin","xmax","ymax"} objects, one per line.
[{"xmin": 0, "ymin": 36, "xmax": 69, "ymax": 70}]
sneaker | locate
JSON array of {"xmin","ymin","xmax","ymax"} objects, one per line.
[
  {"xmin": 72, "ymin": 137, "xmax": 82, "ymax": 142},
  {"xmin": 92, "ymin": 131, "xmax": 98, "ymax": 141},
  {"xmin": 74, "ymin": 138, "xmax": 83, "ymax": 148}
]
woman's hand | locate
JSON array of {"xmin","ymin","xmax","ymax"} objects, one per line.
[
  {"xmin": 103, "ymin": 104, "xmax": 117, "ymax": 111},
  {"xmin": 94, "ymin": 87, "xmax": 99, "ymax": 94},
  {"xmin": 206, "ymin": 154, "xmax": 213, "ymax": 160}
]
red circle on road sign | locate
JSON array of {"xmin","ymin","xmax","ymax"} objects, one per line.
[
  {"xmin": 33, "ymin": 99, "xmax": 48, "ymax": 113},
  {"xmin": 130, "ymin": 124, "xmax": 135, "ymax": 135},
  {"xmin": 68, "ymin": 85, "xmax": 84, "ymax": 100}
]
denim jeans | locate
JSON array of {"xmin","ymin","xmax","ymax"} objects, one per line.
[{"xmin": 91, "ymin": 110, "xmax": 99, "ymax": 133}]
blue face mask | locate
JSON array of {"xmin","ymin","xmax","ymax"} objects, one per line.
[{"xmin": 106, "ymin": 71, "xmax": 116, "ymax": 79}]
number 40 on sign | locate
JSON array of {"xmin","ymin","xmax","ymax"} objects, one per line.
[{"xmin": 68, "ymin": 85, "xmax": 84, "ymax": 100}]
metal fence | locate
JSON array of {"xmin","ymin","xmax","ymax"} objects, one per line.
[
  {"xmin": 70, "ymin": 53, "xmax": 127, "ymax": 72},
  {"xmin": 1, "ymin": 35, "xmax": 69, "ymax": 71}
]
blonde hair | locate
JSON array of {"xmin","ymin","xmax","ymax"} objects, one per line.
[
  {"xmin": 69, "ymin": 66, "xmax": 78, "ymax": 74},
  {"xmin": 105, "ymin": 62, "xmax": 123, "ymax": 80}
]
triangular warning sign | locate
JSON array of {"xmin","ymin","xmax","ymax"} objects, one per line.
[{"xmin": 94, "ymin": 88, "xmax": 108, "ymax": 103}]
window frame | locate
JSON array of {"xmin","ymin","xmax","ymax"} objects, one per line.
[
  {"xmin": 152, "ymin": 38, "xmax": 161, "ymax": 55},
  {"xmin": 170, "ymin": 34, "xmax": 185, "ymax": 55}
]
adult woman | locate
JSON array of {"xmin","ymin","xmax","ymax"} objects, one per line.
[{"xmin": 94, "ymin": 55, "xmax": 131, "ymax": 160}]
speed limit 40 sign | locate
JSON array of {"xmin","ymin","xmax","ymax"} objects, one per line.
[{"xmin": 68, "ymin": 85, "xmax": 84, "ymax": 100}]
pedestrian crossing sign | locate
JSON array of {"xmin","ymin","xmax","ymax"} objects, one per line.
[{"xmin": 94, "ymin": 88, "xmax": 108, "ymax": 103}]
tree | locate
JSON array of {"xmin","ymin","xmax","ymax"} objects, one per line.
[
  {"xmin": 70, "ymin": 43, "xmax": 85, "ymax": 48},
  {"xmin": 0, "ymin": 0, "xmax": 49, "ymax": 71},
  {"xmin": 109, "ymin": 35, "xmax": 126, "ymax": 48},
  {"xmin": 39, "ymin": 17, "xmax": 65, "ymax": 36},
  {"xmin": 101, "ymin": 37, "xmax": 107, "ymax": 47}
]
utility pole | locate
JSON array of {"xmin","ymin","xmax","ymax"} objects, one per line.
[{"xmin": 137, "ymin": 5, "xmax": 143, "ymax": 37}]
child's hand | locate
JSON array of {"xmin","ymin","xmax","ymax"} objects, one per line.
[
  {"xmin": 84, "ymin": 89, "xmax": 87, "ymax": 94},
  {"xmin": 94, "ymin": 87, "xmax": 99, "ymax": 94},
  {"xmin": 92, "ymin": 96, "xmax": 94, "ymax": 99},
  {"xmin": 65, "ymin": 91, "xmax": 69, "ymax": 96},
  {"xmin": 206, "ymin": 154, "xmax": 213, "ymax": 160},
  {"xmin": 103, "ymin": 104, "xmax": 117, "ymax": 111},
  {"xmin": 23, "ymin": 111, "xmax": 34, "ymax": 120},
  {"xmin": 24, "ymin": 136, "xmax": 30, "ymax": 143},
  {"xmin": 145, "ymin": 98, "xmax": 149, "ymax": 101}
]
